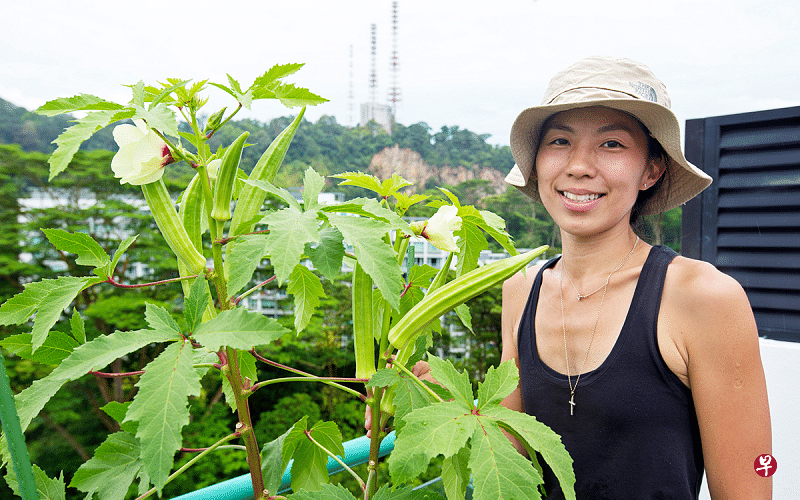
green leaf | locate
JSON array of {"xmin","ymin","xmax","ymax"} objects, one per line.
[
  {"xmin": 69, "ymin": 309, "xmax": 86, "ymax": 344},
  {"xmin": 468, "ymin": 419, "xmax": 544, "ymax": 500},
  {"xmin": 455, "ymin": 207, "xmax": 488, "ymax": 277},
  {"xmin": 194, "ymin": 307, "xmax": 289, "ymax": 351},
  {"xmin": 35, "ymin": 94, "xmax": 125, "ymax": 117},
  {"xmin": 14, "ymin": 328, "xmax": 174, "ymax": 433},
  {"xmin": 441, "ymin": 446, "xmax": 470, "ymax": 500},
  {"xmin": 148, "ymin": 79, "xmax": 191, "ymax": 110},
  {"xmin": 255, "ymin": 63, "xmax": 305, "ymax": 86},
  {"xmin": 6, "ymin": 464, "xmax": 66, "ymax": 500},
  {"xmin": 262, "ymin": 207, "xmax": 320, "ymax": 285},
  {"xmin": 269, "ymin": 82, "xmax": 328, "ymax": 108},
  {"xmin": 287, "ymin": 264, "xmax": 325, "ymax": 334},
  {"xmin": 110, "ymin": 235, "xmax": 139, "ymax": 274},
  {"xmin": 224, "ymin": 234, "xmax": 268, "ymax": 297},
  {"xmin": 48, "ymin": 109, "xmax": 132, "ymax": 180},
  {"xmin": 0, "ymin": 331, "xmax": 78, "ymax": 365},
  {"xmin": 132, "ymin": 103, "xmax": 179, "ymax": 138},
  {"xmin": 482, "ymin": 405, "xmax": 576, "ymax": 500},
  {"xmin": 302, "ymin": 167, "xmax": 325, "ymax": 211},
  {"xmin": 144, "ymin": 303, "xmax": 182, "ymax": 338},
  {"xmin": 287, "ymin": 483, "xmax": 357, "ymax": 500},
  {"xmin": 0, "ymin": 276, "xmax": 94, "ymax": 353},
  {"xmin": 388, "ymin": 374, "xmax": 446, "ymax": 432},
  {"xmin": 373, "ymin": 484, "xmax": 421, "ymax": 500},
  {"xmin": 305, "ymin": 226, "xmax": 345, "ymax": 282},
  {"xmin": 331, "ymin": 172, "xmax": 383, "ymax": 193},
  {"xmin": 70, "ymin": 431, "xmax": 142, "ymax": 500},
  {"xmin": 101, "ymin": 401, "xmax": 137, "ymax": 434},
  {"xmin": 41, "ymin": 229, "xmax": 110, "ymax": 268},
  {"xmin": 454, "ymin": 303, "xmax": 473, "ymax": 334},
  {"xmin": 393, "ymin": 192, "xmax": 430, "ymax": 217},
  {"xmin": 389, "ymin": 401, "xmax": 475, "ymax": 483},
  {"xmin": 184, "ymin": 275, "xmax": 211, "ymax": 333},
  {"xmin": 261, "ymin": 427, "xmax": 292, "ymax": 496},
  {"xmin": 219, "ymin": 350, "xmax": 257, "ymax": 413},
  {"xmin": 427, "ymin": 355, "xmax": 473, "ymax": 410},
  {"xmin": 246, "ymin": 179, "xmax": 302, "ymax": 211},
  {"xmin": 476, "ymin": 360, "xmax": 519, "ymax": 408},
  {"xmin": 478, "ymin": 209, "xmax": 517, "ymax": 256},
  {"xmin": 326, "ymin": 214, "xmax": 403, "ymax": 310},
  {"xmin": 124, "ymin": 340, "xmax": 201, "ymax": 494},
  {"xmin": 380, "ymin": 173, "xmax": 414, "ymax": 197},
  {"xmin": 283, "ymin": 417, "xmax": 344, "ymax": 492}
]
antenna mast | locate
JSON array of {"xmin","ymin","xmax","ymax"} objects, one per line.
[
  {"xmin": 388, "ymin": 1, "xmax": 401, "ymax": 120},
  {"xmin": 370, "ymin": 23, "xmax": 377, "ymax": 105},
  {"xmin": 348, "ymin": 44, "xmax": 355, "ymax": 126}
]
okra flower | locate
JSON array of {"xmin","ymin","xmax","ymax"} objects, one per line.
[
  {"xmin": 111, "ymin": 119, "xmax": 175, "ymax": 185},
  {"xmin": 410, "ymin": 205, "xmax": 462, "ymax": 253}
]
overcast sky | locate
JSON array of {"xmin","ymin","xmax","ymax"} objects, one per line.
[{"xmin": 3, "ymin": 0, "xmax": 799, "ymax": 146}]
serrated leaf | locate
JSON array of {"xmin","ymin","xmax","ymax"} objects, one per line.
[
  {"xmin": 0, "ymin": 331, "xmax": 78, "ymax": 365},
  {"xmin": 478, "ymin": 209, "xmax": 517, "ymax": 256},
  {"xmin": 302, "ymin": 167, "xmax": 325, "ymax": 211},
  {"xmin": 41, "ymin": 229, "xmax": 109, "ymax": 268},
  {"xmin": 455, "ymin": 207, "xmax": 488, "ymax": 277},
  {"xmin": 427, "ymin": 355, "xmax": 473, "ymax": 410},
  {"xmin": 454, "ymin": 303, "xmax": 473, "ymax": 334},
  {"xmin": 331, "ymin": 172, "xmax": 383, "ymax": 193},
  {"xmin": 262, "ymin": 207, "xmax": 320, "ymax": 285},
  {"xmin": 13, "ymin": 329, "xmax": 173, "ymax": 433},
  {"xmin": 132, "ymin": 103, "xmax": 179, "ymax": 138},
  {"xmin": 366, "ymin": 368, "xmax": 401, "ymax": 389},
  {"xmin": 283, "ymin": 417, "xmax": 344, "ymax": 492},
  {"xmin": 441, "ymin": 446, "xmax": 470, "ymax": 500},
  {"xmin": 287, "ymin": 264, "xmax": 325, "ymax": 334},
  {"xmin": 69, "ymin": 309, "xmax": 86, "ymax": 344},
  {"xmin": 261, "ymin": 427, "xmax": 292, "ymax": 496},
  {"xmin": 110, "ymin": 235, "xmax": 138, "ymax": 275},
  {"xmin": 269, "ymin": 82, "xmax": 328, "ymax": 108},
  {"xmin": 194, "ymin": 307, "xmax": 289, "ymax": 351},
  {"xmin": 438, "ymin": 188, "xmax": 461, "ymax": 208},
  {"xmin": 0, "ymin": 276, "xmax": 94, "ymax": 353},
  {"xmin": 393, "ymin": 192, "xmax": 430, "ymax": 217},
  {"xmin": 481, "ymin": 405, "xmax": 576, "ymax": 500},
  {"xmin": 326, "ymin": 214, "xmax": 403, "ymax": 310},
  {"xmin": 305, "ymin": 226, "xmax": 345, "ymax": 282},
  {"xmin": 287, "ymin": 483, "xmax": 358, "ymax": 500},
  {"xmin": 70, "ymin": 432, "xmax": 142, "ymax": 500},
  {"xmin": 246, "ymin": 179, "xmax": 302, "ymax": 211},
  {"xmin": 148, "ymin": 79, "xmax": 191, "ymax": 110},
  {"xmin": 101, "ymin": 401, "xmax": 137, "ymax": 435},
  {"xmin": 468, "ymin": 419, "xmax": 544, "ymax": 500},
  {"xmin": 144, "ymin": 303, "xmax": 182, "ymax": 338},
  {"xmin": 224, "ymin": 234, "xmax": 268, "ymax": 297},
  {"xmin": 476, "ymin": 360, "xmax": 519, "ymax": 408},
  {"xmin": 255, "ymin": 63, "xmax": 305, "ymax": 86},
  {"xmin": 129, "ymin": 80, "xmax": 146, "ymax": 108},
  {"xmin": 389, "ymin": 375, "xmax": 446, "ymax": 432},
  {"xmin": 184, "ymin": 275, "xmax": 211, "ymax": 333},
  {"xmin": 380, "ymin": 173, "xmax": 414, "ymax": 196},
  {"xmin": 6, "ymin": 464, "xmax": 66, "ymax": 500},
  {"xmin": 389, "ymin": 402, "xmax": 475, "ymax": 483},
  {"xmin": 35, "ymin": 94, "xmax": 125, "ymax": 117},
  {"xmin": 124, "ymin": 340, "xmax": 201, "ymax": 493},
  {"xmin": 48, "ymin": 109, "xmax": 132, "ymax": 180}
]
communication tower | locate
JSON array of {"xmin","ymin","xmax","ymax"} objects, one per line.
[{"xmin": 387, "ymin": 1, "xmax": 401, "ymax": 119}]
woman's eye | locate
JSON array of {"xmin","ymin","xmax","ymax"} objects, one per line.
[
  {"xmin": 603, "ymin": 140, "xmax": 623, "ymax": 148},
  {"xmin": 549, "ymin": 138, "xmax": 569, "ymax": 146}
]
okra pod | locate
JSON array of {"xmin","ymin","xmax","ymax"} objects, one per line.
[
  {"xmin": 387, "ymin": 246, "xmax": 548, "ymax": 351},
  {"xmin": 211, "ymin": 131, "xmax": 249, "ymax": 221},
  {"xmin": 142, "ymin": 179, "xmax": 207, "ymax": 274},
  {"xmin": 353, "ymin": 261, "xmax": 376, "ymax": 381}
]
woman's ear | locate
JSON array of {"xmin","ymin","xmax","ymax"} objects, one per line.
[{"xmin": 642, "ymin": 157, "xmax": 666, "ymax": 190}]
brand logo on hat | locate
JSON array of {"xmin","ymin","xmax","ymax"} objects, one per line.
[{"xmin": 629, "ymin": 81, "xmax": 658, "ymax": 103}]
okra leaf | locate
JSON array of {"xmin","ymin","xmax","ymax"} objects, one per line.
[
  {"xmin": 261, "ymin": 427, "xmax": 292, "ymax": 496},
  {"xmin": 427, "ymin": 355, "xmax": 473, "ymax": 410},
  {"xmin": 468, "ymin": 419, "xmax": 544, "ymax": 500},
  {"xmin": 184, "ymin": 275, "xmax": 211, "ymax": 333},
  {"xmin": 224, "ymin": 234, "xmax": 268, "ymax": 297},
  {"xmin": 0, "ymin": 276, "xmax": 96, "ymax": 353},
  {"xmin": 305, "ymin": 226, "xmax": 345, "ymax": 282},
  {"xmin": 41, "ymin": 229, "xmax": 109, "ymax": 268},
  {"xmin": 302, "ymin": 167, "xmax": 325, "ymax": 211},
  {"xmin": 269, "ymin": 82, "xmax": 328, "ymax": 108},
  {"xmin": 455, "ymin": 207, "xmax": 488, "ymax": 277},
  {"xmin": 69, "ymin": 309, "xmax": 86, "ymax": 344},
  {"xmin": 70, "ymin": 432, "xmax": 141, "ymax": 500},
  {"xmin": 0, "ymin": 331, "xmax": 78, "ymax": 365},
  {"xmin": 124, "ymin": 340, "xmax": 201, "ymax": 494},
  {"xmin": 5, "ymin": 464, "xmax": 66, "ymax": 500},
  {"xmin": 255, "ymin": 63, "xmax": 305, "ymax": 86},
  {"xmin": 287, "ymin": 483, "xmax": 357, "ymax": 500},
  {"xmin": 144, "ymin": 303, "xmax": 182, "ymax": 338},
  {"xmin": 13, "ymin": 328, "xmax": 173, "ymax": 433},
  {"xmin": 478, "ymin": 209, "xmax": 517, "ymax": 256},
  {"xmin": 194, "ymin": 307, "xmax": 288, "ymax": 352},
  {"xmin": 35, "ymin": 94, "xmax": 125, "ymax": 117},
  {"xmin": 330, "ymin": 172, "xmax": 383, "ymax": 194},
  {"xmin": 326, "ymin": 213, "xmax": 403, "ymax": 310},
  {"xmin": 109, "ymin": 235, "xmax": 138, "ymax": 276},
  {"xmin": 389, "ymin": 401, "xmax": 476, "ymax": 483},
  {"xmin": 262, "ymin": 207, "xmax": 320, "ymax": 285},
  {"xmin": 132, "ymin": 103, "xmax": 179, "ymax": 138},
  {"xmin": 283, "ymin": 417, "xmax": 344, "ymax": 493},
  {"xmin": 287, "ymin": 264, "xmax": 325, "ymax": 334},
  {"xmin": 441, "ymin": 446, "xmax": 470, "ymax": 500}
]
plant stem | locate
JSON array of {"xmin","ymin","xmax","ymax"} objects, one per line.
[
  {"xmin": 233, "ymin": 275, "xmax": 277, "ymax": 306},
  {"xmin": 135, "ymin": 432, "xmax": 238, "ymax": 500},
  {"xmin": 250, "ymin": 351, "xmax": 366, "ymax": 401},
  {"xmin": 391, "ymin": 359, "xmax": 445, "ymax": 403},
  {"xmin": 303, "ymin": 429, "xmax": 366, "ymax": 491},
  {"xmin": 366, "ymin": 387, "xmax": 384, "ymax": 499},
  {"xmin": 104, "ymin": 274, "xmax": 198, "ymax": 289},
  {"xmin": 88, "ymin": 370, "xmax": 145, "ymax": 378},
  {"xmin": 249, "ymin": 377, "xmax": 366, "ymax": 401}
]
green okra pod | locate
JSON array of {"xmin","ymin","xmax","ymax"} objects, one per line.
[
  {"xmin": 211, "ymin": 131, "xmax": 249, "ymax": 222},
  {"xmin": 387, "ymin": 246, "xmax": 548, "ymax": 352},
  {"xmin": 353, "ymin": 261, "xmax": 376, "ymax": 381}
]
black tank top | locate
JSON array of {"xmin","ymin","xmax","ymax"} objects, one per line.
[{"xmin": 518, "ymin": 245, "xmax": 704, "ymax": 499}]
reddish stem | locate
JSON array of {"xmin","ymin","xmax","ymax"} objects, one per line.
[
  {"xmin": 89, "ymin": 370, "xmax": 145, "ymax": 378},
  {"xmin": 104, "ymin": 275, "xmax": 198, "ymax": 289}
]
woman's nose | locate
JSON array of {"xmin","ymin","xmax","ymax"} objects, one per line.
[{"xmin": 564, "ymin": 146, "xmax": 597, "ymax": 178}]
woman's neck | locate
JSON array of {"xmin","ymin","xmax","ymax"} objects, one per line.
[{"xmin": 558, "ymin": 225, "xmax": 643, "ymax": 281}]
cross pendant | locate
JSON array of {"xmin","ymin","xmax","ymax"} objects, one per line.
[{"xmin": 569, "ymin": 393, "xmax": 576, "ymax": 416}]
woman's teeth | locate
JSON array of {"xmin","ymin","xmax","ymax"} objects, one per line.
[{"xmin": 562, "ymin": 191, "xmax": 601, "ymax": 202}]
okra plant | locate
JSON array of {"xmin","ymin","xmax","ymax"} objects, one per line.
[{"xmin": 0, "ymin": 63, "xmax": 575, "ymax": 500}]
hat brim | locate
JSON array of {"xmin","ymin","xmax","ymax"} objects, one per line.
[{"xmin": 507, "ymin": 98, "xmax": 712, "ymax": 216}]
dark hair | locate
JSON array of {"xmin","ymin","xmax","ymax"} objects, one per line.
[{"xmin": 630, "ymin": 133, "xmax": 671, "ymax": 231}]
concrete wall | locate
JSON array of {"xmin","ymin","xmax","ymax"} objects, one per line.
[{"xmin": 700, "ymin": 338, "xmax": 799, "ymax": 499}]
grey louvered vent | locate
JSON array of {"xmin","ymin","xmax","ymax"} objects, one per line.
[{"xmin": 682, "ymin": 106, "xmax": 800, "ymax": 342}]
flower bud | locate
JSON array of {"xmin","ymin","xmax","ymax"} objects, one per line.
[{"xmin": 203, "ymin": 107, "xmax": 227, "ymax": 135}]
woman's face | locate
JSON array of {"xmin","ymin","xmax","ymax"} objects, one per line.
[{"xmin": 534, "ymin": 106, "xmax": 662, "ymax": 237}]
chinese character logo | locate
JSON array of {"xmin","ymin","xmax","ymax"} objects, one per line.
[{"xmin": 753, "ymin": 454, "xmax": 777, "ymax": 477}]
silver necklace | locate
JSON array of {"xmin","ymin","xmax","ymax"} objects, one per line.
[{"xmin": 560, "ymin": 236, "xmax": 639, "ymax": 416}]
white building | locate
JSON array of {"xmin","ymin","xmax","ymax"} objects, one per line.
[{"xmin": 359, "ymin": 102, "xmax": 393, "ymax": 134}]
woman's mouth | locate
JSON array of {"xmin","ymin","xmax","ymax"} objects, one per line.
[{"xmin": 560, "ymin": 191, "xmax": 603, "ymax": 202}]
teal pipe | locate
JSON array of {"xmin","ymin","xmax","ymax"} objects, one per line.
[{"xmin": 171, "ymin": 432, "xmax": 395, "ymax": 500}]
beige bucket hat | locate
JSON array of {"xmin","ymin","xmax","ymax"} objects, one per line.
[{"xmin": 506, "ymin": 56, "xmax": 712, "ymax": 215}]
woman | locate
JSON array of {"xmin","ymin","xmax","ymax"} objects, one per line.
[{"xmin": 500, "ymin": 56, "xmax": 772, "ymax": 498}]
